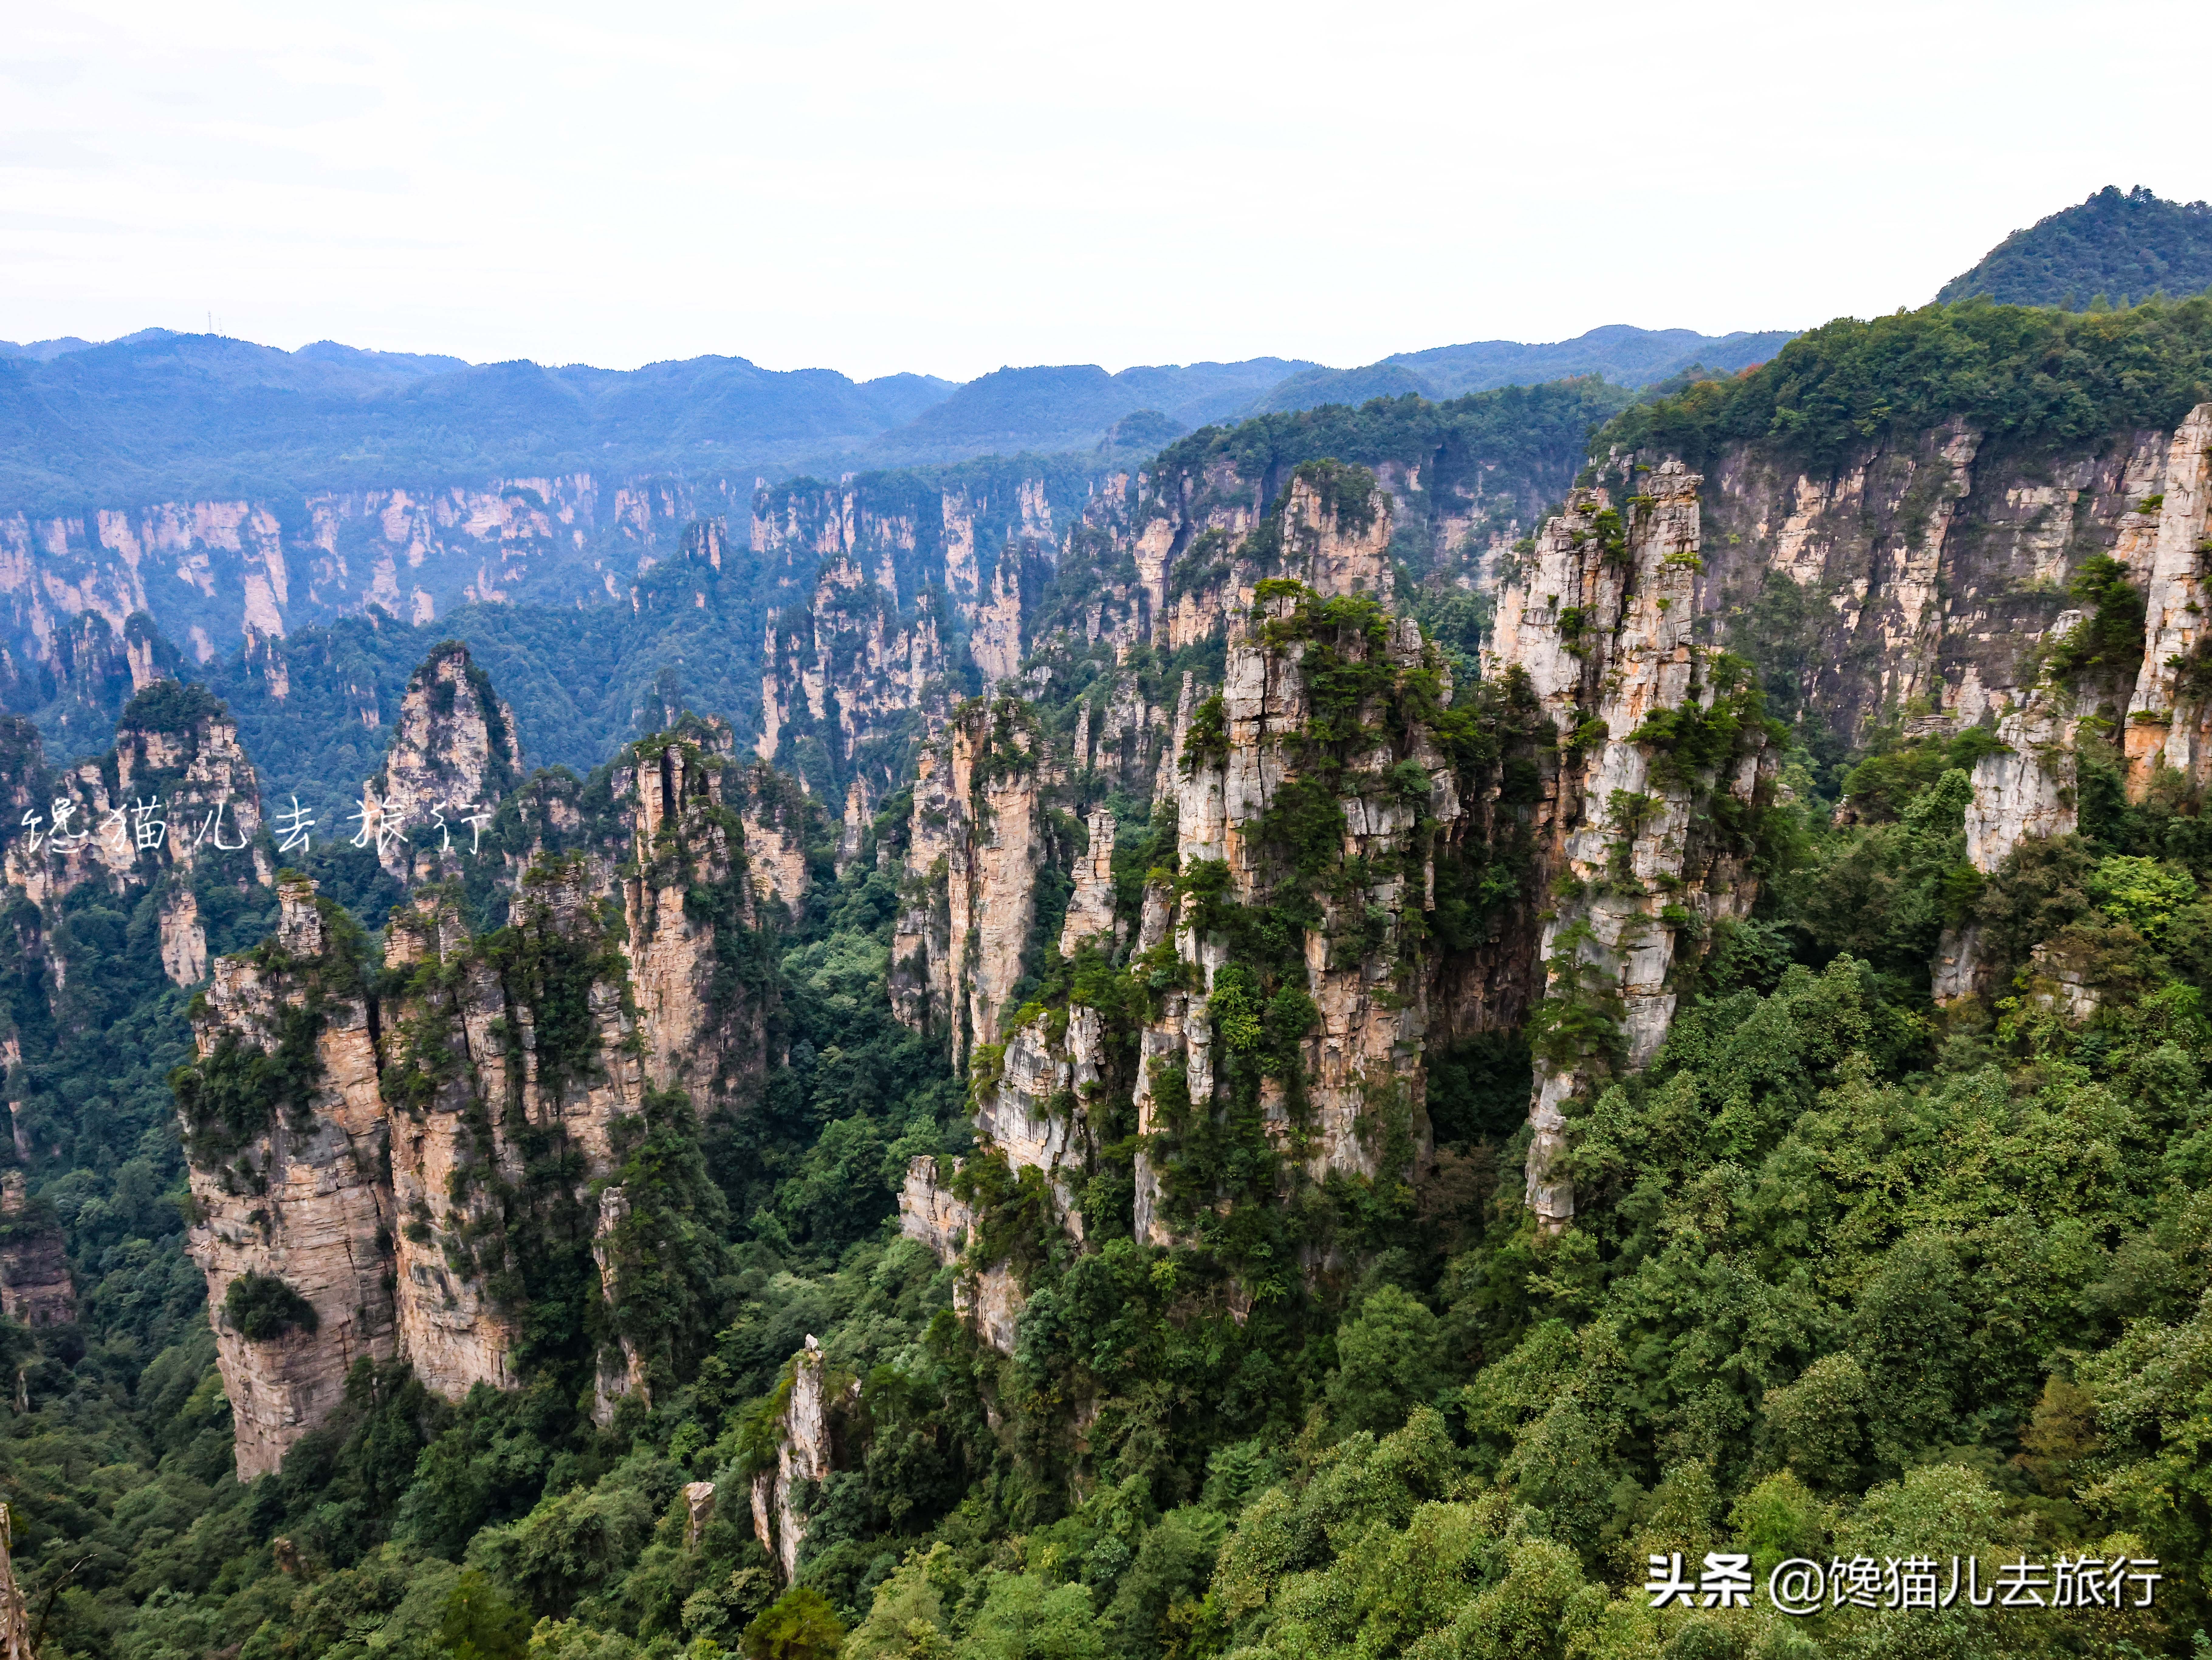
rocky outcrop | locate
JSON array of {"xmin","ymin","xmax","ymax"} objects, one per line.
[
  {"xmin": 1487, "ymin": 464, "xmax": 1776, "ymax": 1229},
  {"xmin": 2124, "ymin": 403, "xmax": 2212, "ymax": 788},
  {"xmin": 0, "ymin": 475, "xmax": 745, "ymax": 689},
  {"xmin": 378, "ymin": 896, "xmax": 525, "ymax": 1402},
  {"xmin": 889, "ymin": 701, "xmax": 1049, "ymax": 1063},
  {"xmin": 1128, "ymin": 470, "xmax": 1465, "ymax": 1252},
  {"xmin": 683, "ymin": 1480, "xmax": 717, "ymax": 1546},
  {"xmin": 175, "ymin": 711, "xmax": 792, "ymax": 1464},
  {"xmin": 750, "ymin": 1336, "xmax": 853, "ymax": 1582},
  {"xmin": 897, "ymin": 1157, "xmax": 1023, "ymax": 1356},
  {"xmin": 0, "ymin": 1491, "xmax": 32, "ymax": 1660},
  {"xmin": 730, "ymin": 763, "xmax": 814, "ymax": 923},
  {"xmin": 974, "ymin": 1010, "xmax": 1097, "ymax": 1236},
  {"xmin": 615, "ymin": 721, "xmax": 781, "ymax": 1105},
  {"xmin": 0, "ymin": 1171, "xmax": 74, "ymax": 1328},
  {"xmin": 179, "ymin": 877, "xmax": 397, "ymax": 1480},
  {"xmin": 1057, "ymin": 808, "xmax": 1118, "ymax": 955},
  {"xmin": 755, "ymin": 554, "xmax": 945, "ymax": 791},
  {"xmin": 4, "ymin": 681, "xmax": 266, "ymax": 913},
  {"xmin": 897, "ymin": 1156, "xmax": 971, "ymax": 1261},
  {"xmin": 1963, "ymin": 701, "xmax": 2079, "ymax": 872},
  {"xmin": 1691, "ymin": 408, "xmax": 2200, "ymax": 748},
  {"xmin": 365, "ymin": 642, "xmax": 524, "ymax": 882},
  {"xmin": 591, "ymin": 1187, "xmax": 651, "ymax": 1424}
]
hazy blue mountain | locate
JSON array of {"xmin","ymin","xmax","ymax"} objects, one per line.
[
  {"xmin": 1382, "ymin": 324, "xmax": 1797, "ymax": 397},
  {"xmin": 0, "ymin": 336, "xmax": 101, "ymax": 362},
  {"xmin": 0, "ymin": 332, "xmax": 962, "ymax": 511},
  {"xmin": 1938, "ymin": 184, "xmax": 2212, "ymax": 307},
  {"xmin": 0, "ymin": 321, "xmax": 1798, "ymax": 514},
  {"xmin": 292, "ymin": 340, "xmax": 472, "ymax": 378},
  {"xmin": 858, "ymin": 357, "xmax": 1320, "ymax": 463}
]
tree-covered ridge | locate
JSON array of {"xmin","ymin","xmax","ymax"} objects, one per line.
[
  {"xmin": 1938, "ymin": 186, "xmax": 2212, "ymax": 309},
  {"xmin": 1596, "ymin": 295, "xmax": 2212, "ymax": 476}
]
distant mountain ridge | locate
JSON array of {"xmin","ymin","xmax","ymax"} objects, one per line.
[
  {"xmin": 1938, "ymin": 185, "xmax": 2212, "ymax": 307},
  {"xmin": 1255, "ymin": 325, "xmax": 1797, "ymax": 415},
  {"xmin": 0, "ymin": 323, "xmax": 1796, "ymax": 513}
]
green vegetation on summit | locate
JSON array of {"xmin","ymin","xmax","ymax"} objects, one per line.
[{"xmin": 1938, "ymin": 185, "xmax": 2212, "ymax": 309}]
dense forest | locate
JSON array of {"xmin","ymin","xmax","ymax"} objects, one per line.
[
  {"xmin": 1937, "ymin": 185, "xmax": 2212, "ymax": 309},
  {"xmin": 0, "ymin": 298, "xmax": 2209, "ymax": 1660}
]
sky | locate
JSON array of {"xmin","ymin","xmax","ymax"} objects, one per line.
[{"xmin": 4, "ymin": 0, "xmax": 2210, "ymax": 383}]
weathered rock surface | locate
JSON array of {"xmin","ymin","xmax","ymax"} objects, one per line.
[
  {"xmin": 181, "ymin": 877, "xmax": 397, "ymax": 1480},
  {"xmin": 367, "ymin": 641, "xmax": 524, "ymax": 882},
  {"xmin": 0, "ymin": 1171, "xmax": 74, "ymax": 1328},
  {"xmin": 750, "ymin": 1335, "xmax": 848, "ymax": 1582},
  {"xmin": 889, "ymin": 701, "xmax": 1047, "ymax": 1063},
  {"xmin": 1132, "ymin": 474, "xmax": 1460, "ymax": 1246},
  {"xmin": 1487, "ymin": 464, "xmax": 1775, "ymax": 1229},
  {"xmin": 896, "ymin": 1157, "xmax": 1024, "ymax": 1356}
]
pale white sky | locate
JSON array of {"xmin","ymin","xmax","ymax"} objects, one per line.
[{"xmin": 2, "ymin": 0, "xmax": 2206, "ymax": 382}]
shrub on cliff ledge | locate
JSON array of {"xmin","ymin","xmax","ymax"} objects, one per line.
[{"xmin": 223, "ymin": 1271, "xmax": 318, "ymax": 1341}]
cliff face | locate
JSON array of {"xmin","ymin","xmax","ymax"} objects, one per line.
[
  {"xmin": 1129, "ymin": 472, "xmax": 1464, "ymax": 1251},
  {"xmin": 875, "ymin": 464, "xmax": 1541, "ymax": 1303},
  {"xmin": 178, "ymin": 878, "xmax": 397, "ymax": 1481},
  {"xmin": 0, "ymin": 1171, "xmax": 74, "ymax": 1328},
  {"xmin": 1687, "ymin": 410, "xmax": 2202, "ymax": 745},
  {"xmin": 366, "ymin": 642, "xmax": 525, "ymax": 883},
  {"xmin": 0, "ymin": 473, "xmax": 744, "ymax": 686},
  {"xmin": 1485, "ymin": 463, "xmax": 1776, "ymax": 1227},
  {"xmin": 749, "ymin": 1335, "xmax": 854, "ymax": 1582},
  {"xmin": 889, "ymin": 701, "xmax": 1053, "ymax": 1062},
  {"xmin": 167, "ymin": 685, "xmax": 800, "ymax": 1470}
]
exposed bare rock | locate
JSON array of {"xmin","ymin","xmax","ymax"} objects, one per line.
[
  {"xmin": 1129, "ymin": 473, "xmax": 1465, "ymax": 1250},
  {"xmin": 1688, "ymin": 411, "xmax": 2192, "ymax": 748},
  {"xmin": 957, "ymin": 1266, "xmax": 1025, "ymax": 1357},
  {"xmin": 5, "ymin": 683, "xmax": 265, "ymax": 908},
  {"xmin": 750, "ymin": 1335, "xmax": 846, "ymax": 1582},
  {"xmin": 896, "ymin": 1157, "xmax": 1025, "ymax": 1355},
  {"xmin": 367, "ymin": 642, "xmax": 524, "ymax": 883},
  {"xmin": 975, "ymin": 1011, "xmax": 1092, "ymax": 1236},
  {"xmin": 890, "ymin": 701, "xmax": 1046, "ymax": 1063},
  {"xmin": 179, "ymin": 876, "xmax": 397, "ymax": 1480},
  {"xmin": 0, "ymin": 1172, "xmax": 74, "ymax": 1328},
  {"xmin": 684, "ymin": 1481, "xmax": 717, "ymax": 1546},
  {"xmin": 898, "ymin": 1156, "xmax": 971, "ymax": 1262},
  {"xmin": 1486, "ymin": 464, "xmax": 1777, "ymax": 1230},
  {"xmin": 1058, "ymin": 807, "xmax": 1118, "ymax": 956},
  {"xmin": 2124, "ymin": 403, "xmax": 2212, "ymax": 789},
  {"xmin": 1964, "ymin": 701, "xmax": 2078, "ymax": 872},
  {"xmin": 379, "ymin": 896, "xmax": 524, "ymax": 1402},
  {"xmin": 732, "ymin": 763, "xmax": 813, "ymax": 922},
  {"xmin": 159, "ymin": 883, "xmax": 208, "ymax": 987},
  {"xmin": 590, "ymin": 1186, "xmax": 651, "ymax": 1424},
  {"xmin": 617, "ymin": 722, "xmax": 774, "ymax": 1105},
  {"xmin": 2025, "ymin": 938, "xmax": 2100, "ymax": 1022},
  {"xmin": 754, "ymin": 549, "xmax": 946, "ymax": 790}
]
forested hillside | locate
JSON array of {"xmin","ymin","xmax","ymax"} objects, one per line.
[
  {"xmin": 0, "ymin": 300, "xmax": 2207, "ymax": 1660},
  {"xmin": 1937, "ymin": 185, "xmax": 2212, "ymax": 308}
]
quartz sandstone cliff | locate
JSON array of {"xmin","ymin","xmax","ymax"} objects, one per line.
[
  {"xmin": 180, "ymin": 878, "xmax": 397, "ymax": 1481},
  {"xmin": 366, "ymin": 642, "xmax": 525, "ymax": 883},
  {"xmin": 1486, "ymin": 465, "xmax": 1775, "ymax": 1228}
]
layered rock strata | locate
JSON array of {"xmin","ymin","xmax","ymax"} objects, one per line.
[
  {"xmin": 1486, "ymin": 464, "xmax": 1775, "ymax": 1229},
  {"xmin": 366, "ymin": 642, "xmax": 525, "ymax": 882},
  {"xmin": 0, "ymin": 1171, "xmax": 75, "ymax": 1327},
  {"xmin": 180, "ymin": 878, "xmax": 397, "ymax": 1481}
]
